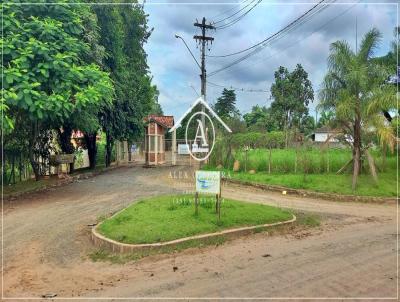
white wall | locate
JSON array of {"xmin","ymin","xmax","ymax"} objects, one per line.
[{"xmin": 315, "ymin": 133, "xmax": 338, "ymax": 143}]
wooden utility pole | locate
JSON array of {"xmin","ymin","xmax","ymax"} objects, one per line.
[{"xmin": 194, "ymin": 17, "xmax": 215, "ymax": 124}]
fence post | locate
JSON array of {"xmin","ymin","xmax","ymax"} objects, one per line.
[
  {"xmin": 244, "ymin": 146, "xmax": 248, "ymax": 172},
  {"xmin": 195, "ymin": 192, "xmax": 199, "ymax": 215},
  {"xmin": 268, "ymin": 146, "xmax": 272, "ymax": 174},
  {"xmin": 327, "ymin": 149, "xmax": 330, "ymax": 173}
]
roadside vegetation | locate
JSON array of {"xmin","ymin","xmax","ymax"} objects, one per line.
[
  {"xmin": 2, "ymin": 3, "xmax": 161, "ymax": 184},
  {"xmin": 221, "ymin": 169, "xmax": 396, "ymax": 197},
  {"xmin": 97, "ymin": 195, "xmax": 293, "ymax": 244},
  {"xmin": 207, "ymin": 28, "xmax": 398, "ymax": 196},
  {"xmin": 206, "ymin": 141, "xmax": 396, "ymax": 197},
  {"xmin": 91, "ymin": 210, "xmax": 320, "ymax": 264}
]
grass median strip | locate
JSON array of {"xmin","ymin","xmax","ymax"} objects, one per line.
[{"xmin": 97, "ymin": 194, "xmax": 293, "ymax": 244}]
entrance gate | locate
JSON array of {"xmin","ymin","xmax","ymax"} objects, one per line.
[{"xmin": 129, "ymin": 138, "xmax": 196, "ymax": 167}]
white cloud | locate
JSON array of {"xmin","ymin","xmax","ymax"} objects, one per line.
[{"xmin": 144, "ymin": 1, "xmax": 397, "ymax": 117}]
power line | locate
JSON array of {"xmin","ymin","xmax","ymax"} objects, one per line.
[
  {"xmin": 213, "ymin": 0, "xmax": 258, "ymax": 26},
  {"xmin": 208, "ymin": 0, "xmax": 334, "ymax": 76},
  {"xmin": 207, "ymin": 81, "xmax": 269, "ymax": 93},
  {"xmin": 211, "ymin": 0, "xmax": 249, "ymax": 24},
  {"xmin": 220, "ymin": 1, "xmax": 358, "ymax": 74},
  {"xmin": 214, "ymin": 0, "xmax": 263, "ymax": 30},
  {"xmin": 209, "ymin": 0, "xmax": 328, "ymax": 58},
  {"xmin": 208, "ymin": 5, "xmax": 332, "ymax": 77}
]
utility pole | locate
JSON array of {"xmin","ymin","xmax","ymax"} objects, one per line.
[{"xmin": 194, "ymin": 17, "xmax": 215, "ymax": 124}]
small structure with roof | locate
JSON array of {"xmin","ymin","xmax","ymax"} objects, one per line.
[{"xmin": 144, "ymin": 115, "xmax": 174, "ymax": 166}]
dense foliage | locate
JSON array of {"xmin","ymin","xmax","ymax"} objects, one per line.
[
  {"xmin": 95, "ymin": 3, "xmax": 160, "ymax": 166},
  {"xmin": 1, "ymin": 1, "xmax": 159, "ymax": 181},
  {"xmin": 213, "ymin": 88, "xmax": 240, "ymax": 119},
  {"xmin": 319, "ymin": 28, "xmax": 396, "ymax": 189},
  {"xmin": 243, "ymin": 105, "xmax": 275, "ymax": 131},
  {"xmin": 270, "ymin": 64, "xmax": 314, "ymax": 132},
  {"xmin": 2, "ymin": 2, "xmax": 114, "ymax": 179},
  {"xmin": 242, "ymin": 64, "xmax": 315, "ymax": 136}
]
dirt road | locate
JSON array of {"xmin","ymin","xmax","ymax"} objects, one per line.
[{"xmin": 3, "ymin": 165, "xmax": 398, "ymax": 299}]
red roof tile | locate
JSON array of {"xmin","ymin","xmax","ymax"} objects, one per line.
[{"xmin": 145, "ymin": 115, "xmax": 174, "ymax": 128}]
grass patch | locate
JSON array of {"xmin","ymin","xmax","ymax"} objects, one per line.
[
  {"xmin": 90, "ymin": 211, "xmax": 320, "ymax": 264},
  {"xmin": 97, "ymin": 194, "xmax": 293, "ymax": 244},
  {"xmin": 222, "ymin": 170, "xmax": 396, "ymax": 197},
  {"xmin": 211, "ymin": 147, "xmax": 395, "ymax": 174},
  {"xmin": 206, "ymin": 147, "xmax": 396, "ymax": 197}
]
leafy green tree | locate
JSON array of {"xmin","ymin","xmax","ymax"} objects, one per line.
[
  {"xmin": 370, "ymin": 27, "xmax": 399, "ymax": 124},
  {"xmin": 299, "ymin": 115, "xmax": 315, "ymax": 135},
  {"xmin": 319, "ymin": 28, "xmax": 396, "ymax": 189},
  {"xmin": 317, "ymin": 111, "xmax": 335, "ymax": 128},
  {"xmin": 243, "ymin": 105, "xmax": 268, "ymax": 127},
  {"xmin": 95, "ymin": 4, "xmax": 159, "ymax": 166},
  {"xmin": 243, "ymin": 105, "xmax": 277, "ymax": 132},
  {"xmin": 213, "ymin": 88, "xmax": 240, "ymax": 120},
  {"xmin": 56, "ymin": 3, "xmax": 110, "ymax": 171},
  {"xmin": 2, "ymin": 2, "xmax": 113, "ymax": 179},
  {"xmin": 373, "ymin": 27, "xmax": 398, "ymax": 73},
  {"xmin": 270, "ymin": 65, "xmax": 314, "ymax": 132},
  {"xmin": 226, "ymin": 116, "xmax": 247, "ymax": 133}
]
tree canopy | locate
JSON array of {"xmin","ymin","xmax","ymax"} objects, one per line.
[
  {"xmin": 243, "ymin": 105, "xmax": 277, "ymax": 132},
  {"xmin": 213, "ymin": 88, "xmax": 240, "ymax": 120},
  {"xmin": 319, "ymin": 27, "xmax": 396, "ymax": 189},
  {"xmin": 270, "ymin": 64, "xmax": 314, "ymax": 132},
  {"xmin": 1, "ymin": 1, "xmax": 160, "ymax": 179},
  {"xmin": 94, "ymin": 4, "xmax": 159, "ymax": 166},
  {"xmin": 2, "ymin": 2, "xmax": 113, "ymax": 178}
]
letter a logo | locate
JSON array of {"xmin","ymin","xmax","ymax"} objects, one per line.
[{"xmin": 194, "ymin": 119, "xmax": 208, "ymax": 147}]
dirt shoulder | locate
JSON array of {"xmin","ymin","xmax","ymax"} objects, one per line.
[{"xmin": 3, "ymin": 165, "xmax": 397, "ymax": 299}]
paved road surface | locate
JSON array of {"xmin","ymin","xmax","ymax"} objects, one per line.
[{"xmin": 3, "ymin": 165, "xmax": 398, "ymax": 299}]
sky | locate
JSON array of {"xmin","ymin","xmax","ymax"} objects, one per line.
[{"xmin": 143, "ymin": 0, "xmax": 398, "ymax": 119}]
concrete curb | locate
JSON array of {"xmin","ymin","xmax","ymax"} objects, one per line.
[
  {"xmin": 91, "ymin": 214, "xmax": 297, "ymax": 254},
  {"xmin": 226, "ymin": 178, "xmax": 397, "ymax": 204}
]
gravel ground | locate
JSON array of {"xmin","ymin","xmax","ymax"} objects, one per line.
[{"xmin": 3, "ymin": 165, "xmax": 398, "ymax": 299}]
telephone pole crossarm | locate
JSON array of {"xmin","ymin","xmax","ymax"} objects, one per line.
[
  {"xmin": 193, "ymin": 17, "xmax": 215, "ymax": 101},
  {"xmin": 193, "ymin": 36, "xmax": 214, "ymax": 41}
]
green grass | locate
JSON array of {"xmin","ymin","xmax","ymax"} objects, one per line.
[
  {"xmin": 214, "ymin": 147, "xmax": 395, "ymax": 174},
  {"xmin": 90, "ymin": 211, "xmax": 320, "ymax": 264},
  {"xmin": 206, "ymin": 147, "xmax": 397, "ymax": 197},
  {"xmin": 97, "ymin": 194, "xmax": 293, "ymax": 244},
  {"xmin": 223, "ymin": 170, "xmax": 397, "ymax": 197}
]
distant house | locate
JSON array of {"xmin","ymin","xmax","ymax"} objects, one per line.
[{"xmin": 312, "ymin": 126, "xmax": 340, "ymax": 143}]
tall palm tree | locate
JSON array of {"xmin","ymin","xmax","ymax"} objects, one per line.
[{"xmin": 319, "ymin": 28, "xmax": 396, "ymax": 190}]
